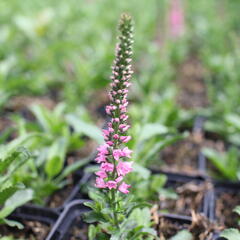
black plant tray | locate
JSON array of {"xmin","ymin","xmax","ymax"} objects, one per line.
[
  {"xmin": 9, "ymin": 170, "xmax": 92, "ymax": 228},
  {"xmin": 207, "ymin": 181, "xmax": 240, "ymax": 240},
  {"xmin": 9, "ymin": 204, "xmax": 59, "ymax": 226},
  {"xmin": 46, "ymin": 199, "xmax": 90, "ymax": 240},
  {"xmin": 153, "ymin": 170, "xmax": 210, "ymax": 218}
]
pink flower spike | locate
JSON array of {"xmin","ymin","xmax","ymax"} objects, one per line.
[
  {"xmin": 120, "ymin": 136, "xmax": 131, "ymax": 143},
  {"xmin": 95, "ymin": 177, "xmax": 106, "ymax": 188},
  {"xmin": 101, "ymin": 162, "xmax": 114, "ymax": 172},
  {"xmin": 118, "ymin": 182, "xmax": 131, "ymax": 194},
  {"xmin": 117, "ymin": 161, "xmax": 133, "ymax": 176},
  {"xmin": 122, "ymin": 147, "xmax": 132, "ymax": 158},
  {"xmin": 106, "ymin": 181, "xmax": 117, "ymax": 189},
  {"xmin": 95, "ymin": 170, "xmax": 108, "ymax": 179}
]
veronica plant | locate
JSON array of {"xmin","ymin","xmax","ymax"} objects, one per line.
[
  {"xmin": 85, "ymin": 14, "xmax": 157, "ymax": 240},
  {"xmin": 0, "ymin": 140, "xmax": 33, "ymax": 229},
  {"xmin": 12, "ymin": 103, "xmax": 102, "ymax": 202}
]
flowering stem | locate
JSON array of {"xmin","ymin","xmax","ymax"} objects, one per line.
[
  {"xmin": 111, "ymin": 189, "xmax": 119, "ymax": 228},
  {"xmin": 94, "ymin": 13, "xmax": 134, "ymax": 230}
]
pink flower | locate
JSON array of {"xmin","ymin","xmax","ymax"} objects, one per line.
[
  {"xmin": 122, "ymin": 147, "xmax": 132, "ymax": 158},
  {"xmin": 106, "ymin": 141, "xmax": 114, "ymax": 146},
  {"xmin": 97, "ymin": 145, "xmax": 109, "ymax": 155},
  {"xmin": 113, "ymin": 149, "xmax": 122, "ymax": 161},
  {"xmin": 118, "ymin": 182, "xmax": 131, "ymax": 194},
  {"xmin": 106, "ymin": 181, "xmax": 117, "ymax": 189},
  {"xmin": 115, "ymin": 176, "xmax": 123, "ymax": 183},
  {"xmin": 102, "ymin": 129, "xmax": 110, "ymax": 136},
  {"xmin": 113, "ymin": 134, "xmax": 119, "ymax": 139},
  {"xmin": 101, "ymin": 162, "xmax": 114, "ymax": 172},
  {"xmin": 117, "ymin": 161, "xmax": 133, "ymax": 176},
  {"xmin": 169, "ymin": 0, "xmax": 185, "ymax": 38},
  {"xmin": 95, "ymin": 154, "xmax": 106, "ymax": 163},
  {"xmin": 119, "ymin": 124, "xmax": 130, "ymax": 132},
  {"xmin": 95, "ymin": 177, "xmax": 106, "ymax": 188},
  {"xmin": 120, "ymin": 136, "xmax": 131, "ymax": 143},
  {"xmin": 105, "ymin": 106, "xmax": 112, "ymax": 115},
  {"xmin": 108, "ymin": 127, "xmax": 114, "ymax": 133},
  {"xmin": 95, "ymin": 170, "xmax": 108, "ymax": 179}
]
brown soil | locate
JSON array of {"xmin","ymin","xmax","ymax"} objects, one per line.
[
  {"xmin": 46, "ymin": 184, "xmax": 74, "ymax": 208},
  {"xmin": 4, "ymin": 96, "xmax": 56, "ymax": 121},
  {"xmin": 176, "ymin": 56, "xmax": 208, "ymax": 109},
  {"xmin": 0, "ymin": 220, "xmax": 50, "ymax": 240},
  {"xmin": 0, "ymin": 116, "xmax": 13, "ymax": 132},
  {"xmin": 152, "ymin": 206, "xmax": 219, "ymax": 240},
  {"xmin": 7, "ymin": 96, "xmax": 56, "ymax": 111},
  {"xmin": 160, "ymin": 135, "xmax": 201, "ymax": 175},
  {"xmin": 159, "ymin": 128, "xmax": 226, "ymax": 175},
  {"xmin": 69, "ymin": 221, "xmax": 88, "ymax": 240},
  {"xmin": 216, "ymin": 191, "xmax": 240, "ymax": 229},
  {"xmin": 87, "ymin": 88, "xmax": 109, "ymax": 125},
  {"xmin": 158, "ymin": 181, "xmax": 211, "ymax": 216}
]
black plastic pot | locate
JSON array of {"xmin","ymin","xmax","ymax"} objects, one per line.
[
  {"xmin": 9, "ymin": 204, "xmax": 59, "ymax": 226},
  {"xmin": 209, "ymin": 181, "xmax": 240, "ymax": 223},
  {"xmin": 46, "ymin": 199, "xmax": 90, "ymax": 240},
  {"xmin": 8, "ymin": 170, "xmax": 92, "ymax": 230}
]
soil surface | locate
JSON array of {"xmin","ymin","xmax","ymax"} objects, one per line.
[
  {"xmin": 176, "ymin": 56, "xmax": 208, "ymax": 109},
  {"xmin": 0, "ymin": 220, "xmax": 50, "ymax": 240},
  {"xmin": 216, "ymin": 191, "xmax": 240, "ymax": 229},
  {"xmin": 158, "ymin": 181, "xmax": 211, "ymax": 216},
  {"xmin": 151, "ymin": 206, "xmax": 218, "ymax": 240},
  {"xmin": 87, "ymin": 88, "xmax": 109, "ymax": 125},
  {"xmin": 159, "ymin": 129, "xmax": 226, "ymax": 176},
  {"xmin": 46, "ymin": 184, "xmax": 74, "ymax": 208},
  {"xmin": 69, "ymin": 221, "xmax": 88, "ymax": 240}
]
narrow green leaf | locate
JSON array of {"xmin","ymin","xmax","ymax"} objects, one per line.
[
  {"xmin": 220, "ymin": 228, "xmax": 240, "ymax": 240},
  {"xmin": 171, "ymin": 230, "xmax": 193, "ymax": 240},
  {"xmin": 66, "ymin": 114, "xmax": 104, "ymax": 144}
]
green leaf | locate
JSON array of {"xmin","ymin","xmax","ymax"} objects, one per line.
[
  {"xmin": 83, "ymin": 211, "xmax": 107, "ymax": 223},
  {"xmin": 88, "ymin": 224, "xmax": 98, "ymax": 240},
  {"xmin": 56, "ymin": 157, "xmax": 90, "ymax": 182},
  {"xmin": 150, "ymin": 174, "xmax": 167, "ymax": 192},
  {"xmin": 202, "ymin": 147, "xmax": 237, "ymax": 180},
  {"xmin": 141, "ymin": 134, "xmax": 184, "ymax": 163},
  {"xmin": 233, "ymin": 206, "xmax": 240, "ymax": 216},
  {"xmin": 158, "ymin": 188, "xmax": 178, "ymax": 200},
  {"xmin": 66, "ymin": 114, "xmax": 104, "ymax": 144},
  {"xmin": 45, "ymin": 137, "xmax": 68, "ymax": 178},
  {"xmin": 220, "ymin": 228, "xmax": 240, "ymax": 240},
  {"xmin": 0, "ymin": 147, "xmax": 31, "ymax": 186},
  {"xmin": 2, "ymin": 218, "xmax": 24, "ymax": 229},
  {"xmin": 138, "ymin": 123, "xmax": 168, "ymax": 142},
  {"xmin": 0, "ymin": 189, "xmax": 33, "ymax": 219},
  {"xmin": 129, "ymin": 208, "xmax": 151, "ymax": 227},
  {"xmin": 133, "ymin": 163, "xmax": 151, "ymax": 180},
  {"xmin": 30, "ymin": 104, "xmax": 53, "ymax": 132},
  {"xmin": 0, "ymin": 183, "xmax": 24, "ymax": 205},
  {"xmin": 171, "ymin": 230, "xmax": 193, "ymax": 240},
  {"xmin": 0, "ymin": 147, "xmax": 30, "ymax": 174}
]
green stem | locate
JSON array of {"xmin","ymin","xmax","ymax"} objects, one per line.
[{"xmin": 111, "ymin": 189, "xmax": 119, "ymax": 228}]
